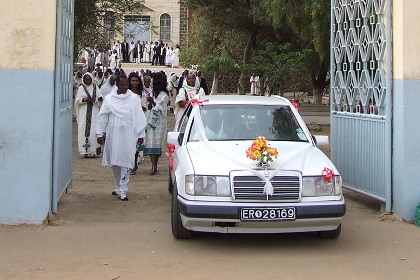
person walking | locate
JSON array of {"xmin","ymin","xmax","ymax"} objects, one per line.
[
  {"xmin": 143, "ymin": 72, "xmax": 169, "ymax": 175},
  {"xmin": 128, "ymin": 72, "xmax": 144, "ymax": 175},
  {"xmin": 75, "ymin": 73, "xmax": 103, "ymax": 157},
  {"xmin": 96, "ymin": 75, "xmax": 147, "ymax": 201}
]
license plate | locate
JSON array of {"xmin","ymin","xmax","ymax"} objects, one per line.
[{"xmin": 240, "ymin": 207, "xmax": 296, "ymax": 221}]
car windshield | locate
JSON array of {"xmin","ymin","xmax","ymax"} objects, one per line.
[{"xmin": 188, "ymin": 104, "xmax": 309, "ymax": 142}]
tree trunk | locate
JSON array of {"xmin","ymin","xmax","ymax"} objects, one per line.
[
  {"xmin": 312, "ymin": 86, "xmax": 324, "ymax": 104},
  {"xmin": 211, "ymin": 71, "xmax": 220, "ymax": 95},
  {"xmin": 238, "ymin": 30, "xmax": 257, "ymax": 95},
  {"xmin": 238, "ymin": 73, "xmax": 247, "ymax": 95}
]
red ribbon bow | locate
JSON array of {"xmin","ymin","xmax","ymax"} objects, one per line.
[
  {"xmin": 291, "ymin": 99, "xmax": 299, "ymax": 111},
  {"xmin": 322, "ymin": 167, "xmax": 334, "ymax": 183},
  {"xmin": 190, "ymin": 98, "xmax": 209, "ymax": 106},
  {"xmin": 165, "ymin": 144, "xmax": 176, "ymax": 171}
]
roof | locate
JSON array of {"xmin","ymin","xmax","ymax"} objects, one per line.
[{"xmin": 199, "ymin": 95, "xmax": 292, "ymax": 106}]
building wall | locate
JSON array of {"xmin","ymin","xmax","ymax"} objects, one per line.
[
  {"xmin": 0, "ymin": 1, "xmax": 56, "ymax": 224},
  {"xmin": 392, "ymin": 0, "xmax": 420, "ymax": 221},
  {"xmin": 118, "ymin": 0, "xmax": 181, "ymax": 47}
]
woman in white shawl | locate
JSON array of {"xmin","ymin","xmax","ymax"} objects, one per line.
[
  {"xmin": 174, "ymin": 72, "xmax": 205, "ymax": 129},
  {"xmin": 143, "ymin": 72, "xmax": 169, "ymax": 175},
  {"xmin": 100, "ymin": 74, "xmax": 117, "ymax": 100},
  {"xmin": 75, "ymin": 72, "xmax": 103, "ymax": 157}
]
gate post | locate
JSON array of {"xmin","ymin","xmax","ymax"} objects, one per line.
[
  {"xmin": 0, "ymin": 1, "xmax": 63, "ymax": 224},
  {"xmin": 392, "ymin": 1, "xmax": 420, "ymax": 221}
]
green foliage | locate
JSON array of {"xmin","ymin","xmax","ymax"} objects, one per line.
[
  {"xmin": 245, "ymin": 42, "xmax": 312, "ymax": 94},
  {"xmin": 201, "ymin": 55, "xmax": 237, "ymax": 75}
]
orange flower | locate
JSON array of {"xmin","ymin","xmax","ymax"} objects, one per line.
[{"xmin": 246, "ymin": 136, "xmax": 278, "ymax": 164}]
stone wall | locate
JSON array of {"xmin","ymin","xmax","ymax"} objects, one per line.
[{"xmin": 179, "ymin": 0, "xmax": 188, "ymax": 50}]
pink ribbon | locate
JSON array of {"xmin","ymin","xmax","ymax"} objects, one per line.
[{"xmin": 165, "ymin": 144, "xmax": 176, "ymax": 171}]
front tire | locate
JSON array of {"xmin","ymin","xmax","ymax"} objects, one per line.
[
  {"xmin": 318, "ymin": 224, "xmax": 341, "ymax": 239},
  {"xmin": 171, "ymin": 186, "xmax": 193, "ymax": 239}
]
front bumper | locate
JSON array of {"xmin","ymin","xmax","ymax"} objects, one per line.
[{"xmin": 178, "ymin": 196, "xmax": 346, "ymax": 234}]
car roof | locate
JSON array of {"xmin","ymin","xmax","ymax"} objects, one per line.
[{"xmin": 198, "ymin": 95, "xmax": 292, "ymax": 106}]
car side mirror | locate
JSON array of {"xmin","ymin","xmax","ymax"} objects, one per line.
[{"xmin": 313, "ymin": 135, "xmax": 329, "ymax": 146}]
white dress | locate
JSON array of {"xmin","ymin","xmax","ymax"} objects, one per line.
[{"xmin": 172, "ymin": 48, "xmax": 180, "ymax": 68}]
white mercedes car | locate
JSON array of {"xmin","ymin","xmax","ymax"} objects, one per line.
[{"xmin": 167, "ymin": 95, "xmax": 345, "ymax": 239}]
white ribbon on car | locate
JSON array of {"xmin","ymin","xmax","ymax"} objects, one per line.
[{"xmin": 191, "ymin": 105, "xmax": 311, "ymax": 196}]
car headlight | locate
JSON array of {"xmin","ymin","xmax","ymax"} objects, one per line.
[
  {"xmin": 302, "ymin": 175, "xmax": 342, "ymax": 197},
  {"xmin": 185, "ymin": 175, "xmax": 231, "ymax": 196}
]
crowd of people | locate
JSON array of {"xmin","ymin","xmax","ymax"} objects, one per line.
[
  {"xmin": 73, "ymin": 61, "xmax": 209, "ymax": 201},
  {"xmin": 79, "ymin": 40, "xmax": 181, "ymax": 74}
]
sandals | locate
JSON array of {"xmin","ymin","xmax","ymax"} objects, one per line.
[
  {"xmin": 130, "ymin": 166, "xmax": 138, "ymax": 175},
  {"xmin": 118, "ymin": 193, "xmax": 128, "ymax": 201},
  {"xmin": 150, "ymin": 167, "xmax": 157, "ymax": 175}
]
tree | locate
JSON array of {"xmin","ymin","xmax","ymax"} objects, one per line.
[
  {"xmin": 264, "ymin": 0, "xmax": 330, "ymax": 103},
  {"xmin": 246, "ymin": 43, "xmax": 312, "ymax": 96},
  {"xmin": 74, "ymin": 0, "xmax": 145, "ymax": 57},
  {"xmin": 185, "ymin": 0, "xmax": 280, "ymax": 94}
]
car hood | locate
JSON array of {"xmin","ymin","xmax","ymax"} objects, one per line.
[{"xmin": 186, "ymin": 141, "xmax": 338, "ymax": 176}]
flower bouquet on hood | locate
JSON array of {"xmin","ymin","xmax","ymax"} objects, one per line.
[{"xmin": 246, "ymin": 136, "xmax": 278, "ymax": 168}]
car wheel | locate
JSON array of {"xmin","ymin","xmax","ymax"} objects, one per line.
[
  {"xmin": 171, "ymin": 186, "xmax": 193, "ymax": 239},
  {"xmin": 168, "ymin": 169, "xmax": 173, "ymax": 194},
  {"xmin": 318, "ymin": 224, "xmax": 341, "ymax": 239}
]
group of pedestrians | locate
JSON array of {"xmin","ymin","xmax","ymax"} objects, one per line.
[
  {"xmin": 73, "ymin": 65, "xmax": 209, "ymax": 201},
  {"xmin": 109, "ymin": 39, "xmax": 180, "ymax": 69}
]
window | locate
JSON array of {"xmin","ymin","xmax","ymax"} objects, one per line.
[{"xmin": 160, "ymin": 14, "xmax": 171, "ymax": 40}]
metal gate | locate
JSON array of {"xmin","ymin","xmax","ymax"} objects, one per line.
[
  {"xmin": 330, "ymin": 0, "xmax": 392, "ymax": 212},
  {"xmin": 52, "ymin": 0, "xmax": 74, "ymax": 213}
]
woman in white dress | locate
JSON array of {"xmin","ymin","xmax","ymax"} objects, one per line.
[
  {"xmin": 174, "ymin": 72, "xmax": 205, "ymax": 129},
  {"xmin": 143, "ymin": 72, "xmax": 169, "ymax": 175},
  {"xmin": 75, "ymin": 73, "xmax": 102, "ymax": 157},
  {"xmin": 172, "ymin": 44, "xmax": 180, "ymax": 68}
]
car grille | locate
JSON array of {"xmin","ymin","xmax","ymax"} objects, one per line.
[{"xmin": 233, "ymin": 175, "xmax": 300, "ymax": 202}]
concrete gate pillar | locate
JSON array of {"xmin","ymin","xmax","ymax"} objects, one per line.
[
  {"xmin": 0, "ymin": 1, "xmax": 57, "ymax": 224},
  {"xmin": 392, "ymin": 1, "xmax": 420, "ymax": 221}
]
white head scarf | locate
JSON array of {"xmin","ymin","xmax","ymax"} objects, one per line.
[
  {"xmin": 100, "ymin": 75, "xmax": 117, "ymax": 100},
  {"xmin": 182, "ymin": 72, "xmax": 200, "ymax": 91}
]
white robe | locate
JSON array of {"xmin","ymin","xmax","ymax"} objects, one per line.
[
  {"xmin": 75, "ymin": 81, "xmax": 102, "ymax": 156},
  {"xmin": 172, "ymin": 47, "xmax": 180, "ymax": 68},
  {"xmin": 144, "ymin": 43, "xmax": 151, "ymax": 62},
  {"xmin": 250, "ymin": 75, "xmax": 260, "ymax": 95},
  {"xmin": 97, "ymin": 89, "xmax": 147, "ymax": 169},
  {"xmin": 109, "ymin": 53, "xmax": 118, "ymax": 71}
]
